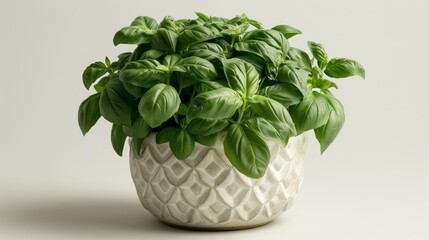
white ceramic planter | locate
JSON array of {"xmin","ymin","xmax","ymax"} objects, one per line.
[{"xmin": 130, "ymin": 133, "xmax": 307, "ymax": 230}]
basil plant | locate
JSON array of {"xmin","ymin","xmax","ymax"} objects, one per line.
[{"xmin": 78, "ymin": 13, "xmax": 365, "ymax": 179}]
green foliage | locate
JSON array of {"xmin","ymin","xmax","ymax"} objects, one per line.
[{"xmin": 78, "ymin": 12, "xmax": 365, "ymax": 178}]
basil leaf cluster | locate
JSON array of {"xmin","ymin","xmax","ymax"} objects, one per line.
[{"xmin": 78, "ymin": 13, "xmax": 365, "ymax": 179}]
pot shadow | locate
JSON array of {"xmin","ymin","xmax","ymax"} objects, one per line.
[
  {"xmin": 3, "ymin": 196, "xmax": 289, "ymax": 236},
  {"xmin": 3, "ymin": 197, "xmax": 173, "ymax": 234}
]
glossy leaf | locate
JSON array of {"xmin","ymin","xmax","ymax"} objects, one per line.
[
  {"xmin": 99, "ymin": 76, "xmax": 134, "ymax": 126},
  {"xmin": 170, "ymin": 128, "xmax": 195, "ymax": 160},
  {"xmin": 131, "ymin": 137, "xmax": 144, "ymax": 156},
  {"xmin": 138, "ymin": 83, "xmax": 180, "ymax": 128},
  {"xmin": 123, "ymin": 116, "xmax": 151, "ymax": 138},
  {"xmin": 113, "ymin": 26, "xmax": 154, "ymax": 46},
  {"xmin": 259, "ymin": 82, "xmax": 303, "ymax": 107},
  {"xmin": 249, "ymin": 95, "xmax": 296, "ymax": 135},
  {"xmin": 234, "ymin": 54, "xmax": 266, "ymax": 76},
  {"xmin": 196, "ymin": 80, "xmax": 228, "ymax": 94},
  {"xmin": 223, "ymin": 124, "xmax": 270, "ymax": 179},
  {"xmin": 195, "ymin": 12, "xmax": 210, "ymax": 22},
  {"xmin": 307, "ymin": 41, "xmax": 328, "ymax": 67},
  {"xmin": 195, "ymin": 132, "xmax": 218, "ymax": 147},
  {"xmin": 272, "ymin": 24, "xmax": 302, "ymax": 39},
  {"xmin": 131, "ymin": 16, "xmax": 158, "ymax": 29},
  {"xmin": 187, "ymin": 88, "xmax": 242, "ymax": 120},
  {"xmin": 119, "ymin": 60, "xmax": 166, "ymax": 88},
  {"xmin": 234, "ymin": 41, "xmax": 283, "ymax": 66},
  {"xmin": 186, "ymin": 42, "xmax": 225, "ymax": 63},
  {"xmin": 324, "ymin": 58, "xmax": 365, "ymax": 79},
  {"xmin": 159, "ymin": 16, "xmax": 180, "ymax": 32},
  {"xmin": 162, "ymin": 54, "xmax": 182, "ymax": 68},
  {"xmin": 140, "ymin": 49, "xmax": 164, "ymax": 60},
  {"xmin": 289, "ymin": 91, "xmax": 330, "ymax": 134},
  {"xmin": 82, "ymin": 62, "xmax": 107, "ymax": 90},
  {"xmin": 177, "ymin": 56, "xmax": 217, "ymax": 87},
  {"xmin": 277, "ymin": 61, "xmax": 309, "ymax": 95},
  {"xmin": 223, "ymin": 58, "xmax": 260, "ymax": 97},
  {"xmin": 78, "ymin": 93, "xmax": 101, "ymax": 135},
  {"xmin": 151, "ymin": 29, "xmax": 178, "ymax": 52},
  {"xmin": 242, "ymin": 29, "xmax": 289, "ymax": 55},
  {"xmin": 244, "ymin": 117, "xmax": 286, "ymax": 146},
  {"xmin": 315, "ymin": 95, "xmax": 345, "ymax": 153},
  {"xmin": 156, "ymin": 127, "xmax": 180, "ymax": 144},
  {"xmin": 287, "ymin": 47, "xmax": 312, "ymax": 72},
  {"xmin": 187, "ymin": 118, "xmax": 229, "ymax": 136},
  {"xmin": 177, "ymin": 25, "xmax": 219, "ymax": 50},
  {"xmin": 111, "ymin": 124, "xmax": 127, "ymax": 156}
]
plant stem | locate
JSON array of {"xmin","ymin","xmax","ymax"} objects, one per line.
[
  {"xmin": 236, "ymin": 99, "xmax": 247, "ymax": 124},
  {"xmin": 166, "ymin": 71, "xmax": 171, "ymax": 85}
]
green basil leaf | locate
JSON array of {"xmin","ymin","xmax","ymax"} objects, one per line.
[
  {"xmin": 307, "ymin": 41, "xmax": 328, "ymax": 67},
  {"xmin": 119, "ymin": 60, "xmax": 166, "ymax": 88},
  {"xmin": 151, "ymin": 29, "xmax": 178, "ymax": 52},
  {"xmin": 234, "ymin": 41, "xmax": 283, "ymax": 66},
  {"xmin": 324, "ymin": 58, "xmax": 365, "ymax": 79},
  {"xmin": 140, "ymin": 49, "xmax": 164, "ymax": 60},
  {"xmin": 249, "ymin": 95, "xmax": 296, "ymax": 135},
  {"xmin": 312, "ymin": 78, "xmax": 338, "ymax": 90},
  {"xmin": 221, "ymin": 24, "xmax": 249, "ymax": 36},
  {"xmin": 242, "ymin": 29, "xmax": 289, "ymax": 55},
  {"xmin": 130, "ymin": 16, "xmax": 158, "ymax": 29},
  {"xmin": 233, "ymin": 54, "xmax": 266, "ymax": 76},
  {"xmin": 266, "ymin": 63, "xmax": 279, "ymax": 80},
  {"xmin": 186, "ymin": 42, "xmax": 225, "ymax": 63},
  {"xmin": 289, "ymin": 91, "xmax": 330, "ymax": 134},
  {"xmin": 159, "ymin": 16, "xmax": 179, "ymax": 33},
  {"xmin": 138, "ymin": 83, "xmax": 180, "ymax": 128},
  {"xmin": 78, "ymin": 93, "xmax": 101, "ymax": 135},
  {"xmin": 244, "ymin": 117, "xmax": 286, "ymax": 146},
  {"xmin": 82, "ymin": 62, "xmax": 107, "ymax": 90},
  {"xmin": 187, "ymin": 118, "xmax": 229, "ymax": 136},
  {"xmin": 131, "ymin": 137, "xmax": 144, "ymax": 156},
  {"xmin": 129, "ymin": 44, "xmax": 151, "ymax": 61},
  {"xmin": 177, "ymin": 25, "xmax": 219, "ymax": 50},
  {"xmin": 123, "ymin": 116, "xmax": 151, "ymax": 138},
  {"xmin": 315, "ymin": 95, "xmax": 345, "ymax": 153},
  {"xmin": 223, "ymin": 59, "xmax": 260, "ymax": 97},
  {"xmin": 162, "ymin": 54, "xmax": 182, "ymax": 67},
  {"xmin": 100, "ymin": 76, "xmax": 134, "ymax": 126},
  {"xmin": 122, "ymin": 82, "xmax": 148, "ymax": 98},
  {"xmin": 195, "ymin": 12, "xmax": 210, "ymax": 22},
  {"xmin": 259, "ymin": 82, "xmax": 303, "ymax": 107},
  {"xmin": 93, "ymin": 76, "xmax": 110, "ymax": 93},
  {"xmin": 223, "ymin": 123, "xmax": 270, "ymax": 179},
  {"xmin": 113, "ymin": 26, "xmax": 154, "ymax": 46},
  {"xmin": 287, "ymin": 47, "xmax": 312, "ymax": 72},
  {"xmin": 187, "ymin": 88, "xmax": 242, "ymax": 120},
  {"xmin": 170, "ymin": 128, "xmax": 195, "ymax": 160},
  {"xmin": 177, "ymin": 103, "xmax": 188, "ymax": 115},
  {"xmin": 196, "ymin": 80, "xmax": 228, "ymax": 94},
  {"xmin": 177, "ymin": 56, "xmax": 218, "ymax": 88},
  {"xmin": 195, "ymin": 132, "xmax": 218, "ymax": 147},
  {"xmin": 247, "ymin": 19, "xmax": 263, "ymax": 29},
  {"xmin": 272, "ymin": 25, "xmax": 302, "ymax": 39},
  {"xmin": 156, "ymin": 127, "xmax": 180, "ymax": 144},
  {"xmin": 111, "ymin": 124, "xmax": 127, "ymax": 156},
  {"xmin": 277, "ymin": 61, "xmax": 309, "ymax": 95}
]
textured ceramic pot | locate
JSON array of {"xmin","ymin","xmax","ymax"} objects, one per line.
[{"xmin": 130, "ymin": 133, "xmax": 307, "ymax": 230}]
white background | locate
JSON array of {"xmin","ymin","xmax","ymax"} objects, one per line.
[{"xmin": 1, "ymin": 0, "xmax": 428, "ymax": 239}]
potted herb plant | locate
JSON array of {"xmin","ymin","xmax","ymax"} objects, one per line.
[{"xmin": 78, "ymin": 12, "xmax": 364, "ymax": 230}]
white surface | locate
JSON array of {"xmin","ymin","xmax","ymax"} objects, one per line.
[{"xmin": 1, "ymin": 0, "xmax": 428, "ymax": 239}]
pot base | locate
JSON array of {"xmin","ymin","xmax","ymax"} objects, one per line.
[{"xmin": 161, "ymin": 220, "xmax": 273, "ymax": 231}]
